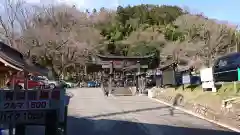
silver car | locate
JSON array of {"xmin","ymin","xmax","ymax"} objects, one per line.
[{"xmin": 31, "ymin": 76, "xmax": 60, "ymax": 89}]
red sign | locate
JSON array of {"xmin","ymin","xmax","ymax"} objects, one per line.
[
  {"xmin": 51, "ymin": 90, "xmax": 60, "ymax": 100},
  {"xmin": 39, "ymin": 91, "xmax": 49, "ymax": 99},
  {"xmin": 15, "ymin": 91, "xmax": 25, "ymax": 100},
  {"xmin": 27, "ymin": 91, "xmax": 37, "ymax": 100},
  {"xmin": 5, "ymin": 92, "xmax": 14, "ymax": 101},
  {"xmin": 2, "ymin": 90, "xmax": 61, "ymax": 101}
]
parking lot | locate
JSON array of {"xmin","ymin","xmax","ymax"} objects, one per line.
[
  {"xmin": 0, "ymin": 87, "xmax": 237, "ymax": 135},
  {"xmin": 66, "ymin": 88, "xmax": 238, "ymax": 135}
]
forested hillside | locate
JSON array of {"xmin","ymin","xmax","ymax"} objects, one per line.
[{"xmin": 0, "ymin": 1, "xmax": 240, "ymax": 78}]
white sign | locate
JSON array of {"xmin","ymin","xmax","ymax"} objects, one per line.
[
  {"xmin": 200, "ymin": 67, "xmax": 216, "ymax": 92},
  {"xmin": 28, "ymin": 100, "xmax": 49, "ymax": 110},
  {"xmin": 200, "ymin": 67, "xmax": 214, "ymax": 82},
  {"xmin": 141, "ymin": 65, "xmax": 148, "ymax": 68},
  {"xmin": 100, "ymin": 61, "xmax": 111, "ymax": 68},
  {"xmin": 202, "ymin": 81, "xmax": 215, "ymax": 88},
  {"xmin": 182, "ymin": 74, "xmax": 191, "ymax": 84},
  {"xmin": 0, "ymin": 111, "xmax": 45, "ymax": 123},
  {"xmin": 102, "ymin": 64, "xmax": 110, "ymax": 68}
]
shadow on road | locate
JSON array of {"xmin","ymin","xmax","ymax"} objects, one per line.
[
  {"xmin": 84, "ymin": 106, "xmax": 171, "ymax": 119},
  {"xmin": 84, "ymin": 103, "xmax": 185, "ymax": 119},
  {"xmin": 67, "ymin": 116, "xmax": 239, "ymax": 135}
]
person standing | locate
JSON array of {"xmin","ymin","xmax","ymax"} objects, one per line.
[{"xmin": 155, "ymin": 68, "xmax": 163, "ymax": 88}]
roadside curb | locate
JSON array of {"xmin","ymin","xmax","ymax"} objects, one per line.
[{"xmin": 149, "ymin": 97, "xmax": 240, "ymax": 133}]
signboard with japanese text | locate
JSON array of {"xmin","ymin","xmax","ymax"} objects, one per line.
[
  {"xmin": 0, "ymin": 88, "xmax": 66, "ymax": 124},
  {"xmin": 0, "ymin": 100, "xmax": 49, "ymax": 111},
  {"xmin": 0, "ymin": 110, "xmax": 46, "ymax": 124}
]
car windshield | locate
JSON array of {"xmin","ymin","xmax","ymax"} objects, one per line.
[{"xmin": 31, "ymin": 76, "xmax": 46, "ymax": 81}]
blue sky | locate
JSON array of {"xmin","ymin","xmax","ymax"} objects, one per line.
[
  {"xmin": 1, "ymin": 0, "xmax": 239, "ymax": 25},
  {"xmin": 119, "ymin": 0, "xmax": 240, "ymax": 25},
  {"xmin": 65, "ymin": 0, "xmax": 240, "ymax": 25}
]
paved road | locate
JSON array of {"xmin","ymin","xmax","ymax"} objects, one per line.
[
  {"xmin": 67, "ymin": 88, "xmax": 239, "ymax": 135},
  {"xmin": 2, "ymin": 87, "xmax": 238, "ymax": 135}
]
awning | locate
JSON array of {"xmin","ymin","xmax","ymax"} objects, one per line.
[
  {"xmin": 0, "ymin": 56, "xmax": 22, "ymax": 71},
  {"xmin": 0, "ymin": 42, "xmax": 49, "ymax": 76}
]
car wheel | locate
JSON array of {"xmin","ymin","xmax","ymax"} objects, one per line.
[{"xmin": 49, "ymin": 83, "xmax": 56, "ymax": 89}]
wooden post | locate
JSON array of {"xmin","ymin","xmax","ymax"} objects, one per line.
[
  {"xmin": 24, "ymin": 70, "xmax": 28, "ymax": 90},
  {"xmin": 10, "ymin": 71, "xmax": 14, "ymax": 89},
  {"xmin": 8, "ymin": 124, "xmax": 13, "ymax": 135},
  {"xmin": 8, "ymin": 71, "xmax": 14, "ymax": 135},
  {"xmin": 142, "ymin": 70, "xmax": 146, "ymax": 93},
  {"xmin": 15, "ymin": 124, "xmax": 25, "ymax": 135},
  {"xmin": 234, "ymin": 81, "xmax": 237, "ymax": 93},
  {"xmin": 84, "ymin": 65, "xmax": 87, "ymax": 77},
  {"xmin": 45, "ymin": 110, "xmax": 58, "ymax": 135},
  {"xmin": 61, "ymin": 53, "xmax": 64, "ymax": 80},
  {"xmin": 173, "ymin": 63, "xmax": 178, "ymax": 90},
  {"xmin": 182, "ymin": 84, "xmax": 185, "ymax": 90},
  {"xmin": 136, "ymin": 61, "xmax": 140, "ymax": 94},
  {"xmin": 77, "ymin": 66, "xmax": 81, "ymax": 86},
  {"xmin": 63, "ymin": 106, "xmax": 68, "ymax": 135},
  {"xmin": 108, "ymin": 61, "xmax": 113, "ymax": 95},
  {"xmin": 16, "ymin": 69, "xmax": 27, "ymax": 135}
]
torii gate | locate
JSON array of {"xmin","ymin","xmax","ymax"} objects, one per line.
[{"xmin": 93, "ymin": 54, "xmax": 158, "ymax": 96}]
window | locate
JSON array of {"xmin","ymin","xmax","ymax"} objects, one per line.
[
  {"xmin": 232, "ymin": 55, "xmax": 240, "ymax": 65},
  {"xmin": 216, "ymin": 54, "xmax": 240, "ymax": 67},
  {"xmin": 218, "ymin": 59, "xmax": 227, "ymax": 67}
]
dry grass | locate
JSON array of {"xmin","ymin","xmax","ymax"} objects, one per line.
[{"xmin": 158, "ymin": 83, "xmax": 240, "ymax": 112}]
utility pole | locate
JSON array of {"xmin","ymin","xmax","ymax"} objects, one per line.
[{"xmin": 61, "ymin": 53, "xmax": 64, "ymax": 80}]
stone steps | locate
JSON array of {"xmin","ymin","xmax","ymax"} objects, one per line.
[{"xmin": 111, "ymin": 87, "xmax": 133, "ymax": 96}]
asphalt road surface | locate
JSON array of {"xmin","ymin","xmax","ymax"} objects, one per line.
[
  {"xmin": 2, "ymin": 87, "xmax": 239, "ymax": 135},
  {"xmin": 66, "ymin": 88, "xmax": 239, "ymax": 135}
]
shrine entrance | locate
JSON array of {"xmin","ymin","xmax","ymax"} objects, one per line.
[{"xmin": 93, "ymin": 54, "xmax": 158, "ymax": 96}]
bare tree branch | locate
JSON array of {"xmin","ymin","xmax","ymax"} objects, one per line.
[
  {"xmin": 174, "ymin": 14, "xmax": 237, "ymax": 67},
  {"xmin": 21, "ymin": 4, "xmax": 103, "ymax": 78}
]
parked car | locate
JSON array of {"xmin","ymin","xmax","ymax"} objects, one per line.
[
  {"xmin": 213, "ymin": 52, "xmax": 240, "ymax": 82},
  {"xmin": 6, "ymin": 75, "xmax": 44, "ymax": 89},
  {"xmin": 87, "ymin": 81, "xmax": 100, "ymax": 87},
  {"xmin": 31, "ymin": 76, "xmax": 60, "ymax": 89},
  {"xmin": 146, "ymin": 75, "xmax": 156, "ymax": 87},
  {"xmin": 60, "ymin": 80, "xmax": 76, "ymax": 88}
]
